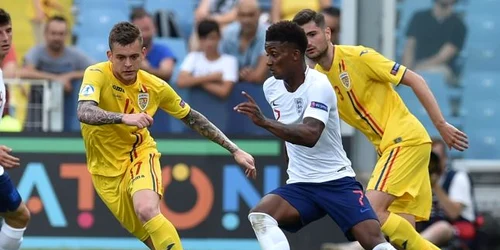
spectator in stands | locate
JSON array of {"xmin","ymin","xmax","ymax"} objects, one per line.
[
  {"xmin": 30, "ymin": 0, "xmax": 65, "ymax": 44},
  {"xmin": 178, "ymin": 19, "xmax": 238, "ymax": 131},
  {"xmin": 322, "ymin": 6, "xmax": 341, "ymax": 44},
  {"xmin": 130, "ymin": 8, "xmax": 176, "ymax": 81},
  {"xmin": 190, "ymin": 0, "xmax": 239, "ymax": 51},
  {"xmin": 270, "ymin": 0, "xmax": 331, "ymax": 23},
  {"xmin": 220, "ymin": 0, "xmax": 268, "ymax": 85},
  {"xmin": 220, "ymin": 0, "xmax": 273, "ymax": 135},
  {"xmin": 417, "ymin": 138, "xmax": 477, "ymax": 248},
  {"xmin": 20, "ymin": 15, "xmax": 93, "ymax": 132},
  {"xmin": 403, "ymin": 0, "xmax": 466, "ymax": 83}
]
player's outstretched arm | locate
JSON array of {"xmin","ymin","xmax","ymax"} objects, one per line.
[
  {"xmin": 234, "ymin": 92, "xmax": 324, "ymax": 148},
  {"xmin": 77, "ymin": 101, "xmax": 123, "ymax": 125},
  {"xmin": 77, "ymin": 101, "xmax": 153, "ymax": 128},
  {"xmin": 400, "ymin": 69, "xmax": 468, "ymax": 151},
  {"xmin": 181, "ymin": 109, "xmax": 256, "ymax": 178}
]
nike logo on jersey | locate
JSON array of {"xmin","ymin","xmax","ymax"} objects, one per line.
[
  {"xmin": 360, "ymin": 208, "xmax": 371, "ymax": 213},
  {"xmin": 271, "ymin": 100, "xmax": 279, "ymax": 106},
  {"xmin": 359, "ymin": 49, "xmax": 369, "ymax": 56},
  {"xmin": 166, "ymin": 243, "xmax": 175, "ymax": 250}
]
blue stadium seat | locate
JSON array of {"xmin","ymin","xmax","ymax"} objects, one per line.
[
  {"xmin": 145, "ymin": 0, "xmax": 195, "ymax": 38},
  {"xmin": 463, "ymin": 42, "xmax": 500, "ymax": 72},
  {"xmin": 75, "ymin": 0, "xmax": 129, "ymax": 11},
  {"xmin": 77, "ymin": 9, "xmax": 129, "ymax": 37},
  {"xmin": 76, "ymin": 37, "xmax": 109, "ymax": 62},
  {"xmin": 467, "ymin": 0, "xmax": 500, "ymax": 13},
  {"xmin": 465, "ymin": 14, "xmax": 500, "ymax": 45},
  {"xmin": 465, "ymin": 129, "xmax": 500, "ymax": 159},
  {"xmin": 461, "ymin": 71, "xmax": 500, "ymax": 103},
  {"xmin": 462, "ymin": 100, "xmax": 499, "ymax": 132}
]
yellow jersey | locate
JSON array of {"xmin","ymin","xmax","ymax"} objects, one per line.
[
  {"xmin": 78, "ymin": 61, "xmax": 191, "ymax": 177},
  {"xmin": 315, "ymin": 45, "xmax": 431, "ymax": 153}
]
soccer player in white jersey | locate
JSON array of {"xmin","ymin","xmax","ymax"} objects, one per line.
[
  {"xmin": 0, "ymin": 9, "xmax": 31, "ymax": 250},
  {"xmin": 234, "ymin": 21, "xmax": 395, "ymax": 250}
]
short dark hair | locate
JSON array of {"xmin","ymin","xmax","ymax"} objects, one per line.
[
  {"xmin": 108, "ymin": 22, "xmax": 143, "ymax": 50},
  {"xmin": 197, "ymin": 19, "xmax": 220, "ymax": 38},
  {"xmin": 130, "ymin": 7, "xmax": 151, "ymax": 21},
  {"xmin": 321, "ymin": 7, "xmax": 341, "ymax": 18},
  {"xmin": 0, "ymin": 8, "xmax": 11, "ymax": 26},
  {"xmin": 292, "ymin": 9, "xmax": 326, "ymax": 28},
  {"xmin": 266, "ymin": 21, "xmax": 308, "ymax": 55},
  {"xmin": 47, "ymin": 15, "xmax": 67, "ymax": 24}
]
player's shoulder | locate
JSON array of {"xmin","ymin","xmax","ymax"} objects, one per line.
[
  {"xmin": 85, "ymin": 61, "xmax": 109, "ymax": 73},
  {"xmin": 306, "ymin": 68, "xmax": 333, "ymax": 88},
  {"xmin": 263, "ymin": 76, "xmax": 281, "ymax": 91},
  {"xmin": 336, "ymin": 45, "xmax": 377, "ymax": 58},
  {"xmin": 138, "ymin": 70, "xmax": 173, "ymax": 91}
]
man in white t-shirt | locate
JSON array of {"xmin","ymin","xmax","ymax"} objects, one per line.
[
  {"xmin": 417, "ymin": 138, "xmax": 476, "ymax": 247},
  {"xmin": 0, "ymin": 9, "xmax": 30, "ymax": 250},
  {"xmin": 234, "ymin": 21, "xmax": 395, "ymax": 250},
  {"xmin": 177, "ymin": 19, "xmax": 238, "ymax": 130}
]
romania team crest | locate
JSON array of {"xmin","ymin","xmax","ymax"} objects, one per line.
[
  {"xmin": 339, "ymin": 72, "xmax": 351, "ymax": 89},
  {"xmin": 138, "ymin": 93, "xmax": 149, "ymax": 111}
]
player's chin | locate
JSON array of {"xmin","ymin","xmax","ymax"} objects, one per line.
[{"xmin": 270, "ymin": 71, "xmax": 284, "ymax": 79}]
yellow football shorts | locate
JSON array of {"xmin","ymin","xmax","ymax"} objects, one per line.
[
  {"xmin": 91, "ymin": 148, "xmax": 163, "ymax": 241},
  {"xmin": 367, "ymin": 143, "xmax": 432, "ymax": 222}
]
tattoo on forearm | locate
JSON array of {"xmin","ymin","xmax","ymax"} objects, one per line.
[
  {"xmin": 77, "ymin": 101, "xmax": 123, "ymax": 125},
  {"xmin": 182, "ymin": 109, "xmax": 238, "ymax": 153}
]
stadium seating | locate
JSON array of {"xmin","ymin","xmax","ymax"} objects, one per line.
[
  {"xmin": 144, "ymin": 0, "xmax": 196, "ymax": 39},
  {"xmin": 77, "ymin": 36, "xmax": 109, "ymax": 62},
  {"xmin": 465, "ymin": 129, "xmax": 500, "ymax": 159},
  {"xmin": 77, "ymin": 9, "xmax": 129, "ymax": 37}
]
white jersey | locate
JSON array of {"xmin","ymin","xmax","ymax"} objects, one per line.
[
  {"xmin": 263, "ymin": 68, "xmax": 355, "ymax": 184},
  {"xmin": 0, "ymin": 69, "xmax": 6, "ymax": 175}
]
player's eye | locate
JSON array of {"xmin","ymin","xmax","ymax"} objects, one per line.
[{"xmin": 131, "ymin": 55, "xmax": 139, "ymax": 60}]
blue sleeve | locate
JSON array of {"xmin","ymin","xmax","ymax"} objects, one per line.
[{"xmin": 161, "ymin": 45, "xmax": 176, "ymax": 62}]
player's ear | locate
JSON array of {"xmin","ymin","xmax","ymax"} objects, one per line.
[
  {"xmin": 106, "ymin": 50, "xmax": 112, "ymax": 61},
  {"xmin": 325, "ymin": 26, "xmax": 332, "ymax": 42},
  {"xmin": 141, "ymin": 46, "xmax": 146, "ymax": 58}
]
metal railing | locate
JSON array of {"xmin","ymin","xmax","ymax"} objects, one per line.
[{"xmin": 3, "ymin": 78, "xmax": 63, "ymax": 132}]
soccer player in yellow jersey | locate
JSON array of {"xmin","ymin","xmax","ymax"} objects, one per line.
[
  {"xmin": 293, "ymin": 10, "xmax": 468, "ymax": 250},
  {"xmin": 77, "ymin": 22, "xmax": 256, "ymax": 250}
]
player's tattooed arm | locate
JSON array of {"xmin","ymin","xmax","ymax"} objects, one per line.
[
  {"xmin": 77, "ymin": 101, "xmax": 123, "ymax": 125},
  {"xmin": 181, "ymin": 109, "xmax": 239, "ymax": 153}
]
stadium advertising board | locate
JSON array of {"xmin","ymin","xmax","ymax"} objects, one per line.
[{"xmin": 3, "ymin": 134, "xmax": 351, "ymax": 249}]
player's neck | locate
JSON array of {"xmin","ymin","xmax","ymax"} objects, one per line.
[
  {"xmin": 284, "ymin": 63, "xmax": 307, "ymax": 92},
  {"xmin": 317, "ymin": 44, "xmax": 335, "ymax": 71},
  {"xmin": 0, "ymin": 54, "xmax": 5, "ymax": 65}
]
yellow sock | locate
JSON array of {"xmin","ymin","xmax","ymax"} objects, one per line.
[
  {"xmin": 381, "ymin": 212, "xmax": 440, "ymax": 250},
  {"xmin": 143, "ymin": 214, "xmax": 183, "ymax": 250}
]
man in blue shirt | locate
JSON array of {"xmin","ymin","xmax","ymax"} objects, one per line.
[{"xmin": 131, "ymin": 8, "xmax": 176, "ymax": 81}]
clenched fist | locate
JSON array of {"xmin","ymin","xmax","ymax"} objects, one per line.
[{"xmin": 122, "ymin": 113, "xmax": 154, "ymax": 129}]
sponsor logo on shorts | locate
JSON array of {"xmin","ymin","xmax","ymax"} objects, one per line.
[
  {"xmin": 310, "ymin": 101, "xmax": 328, "ymax": 112},
  {"xmin": 179, "ymin": 100, "xmax": 186, "ymax": 108},
  {"xmin": 360, "ymin": 207, "xmax": 371, "ymax": 213}
]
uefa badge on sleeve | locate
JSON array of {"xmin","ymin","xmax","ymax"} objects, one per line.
[{"xmin": 138, "ymin": 93, "xmax": 149, "ymax": 111}]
